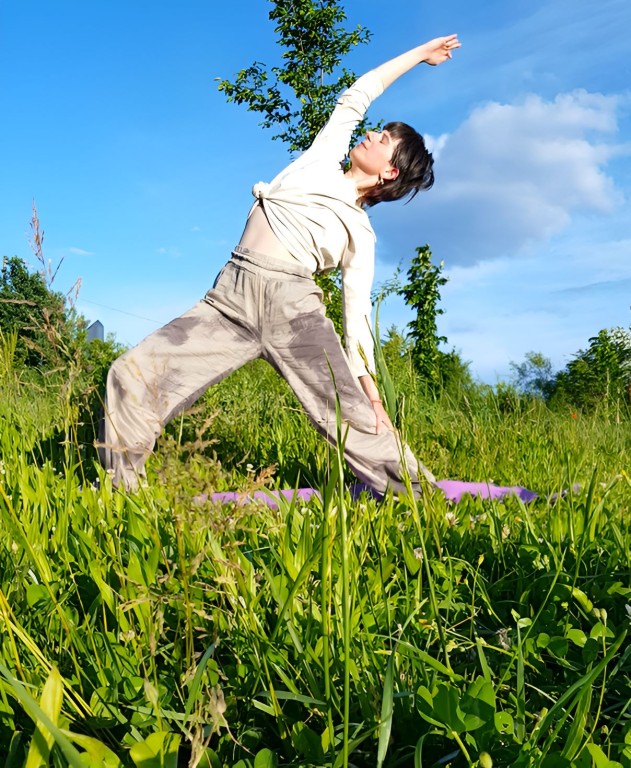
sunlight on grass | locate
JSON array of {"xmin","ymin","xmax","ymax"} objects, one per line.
[{"xmin": 0, "ymin": 364, "xmax": 629, "ymax": 767}]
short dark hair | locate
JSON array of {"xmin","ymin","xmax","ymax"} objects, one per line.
[{"xmin": 361, "ymin": 122, "xmax": 435, "ymax": 208}]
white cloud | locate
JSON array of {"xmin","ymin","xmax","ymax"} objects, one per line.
[
  {"xmin": 67, "ymin": 246, "xmax": 95, "ymax": 256},
  {"xmin": 424, "ymin": 132, "xmax": 449, "ymax": 161},
  {"xmin": 374, "ymin": 89, "xmax": 627, "ymax": 266}
]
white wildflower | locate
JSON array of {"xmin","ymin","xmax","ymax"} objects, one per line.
[
  {"xmin": 445, "ymin": 511, "xmax": 459, "ymax": 527},
  {"xmin": 496, "ymin": 628, "xmax": 511, "ymax": 650}
]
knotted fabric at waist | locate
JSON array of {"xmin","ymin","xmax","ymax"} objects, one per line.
[{"xmin": 252, "ymin": 181, "xmax": 270, "ymax": 200}]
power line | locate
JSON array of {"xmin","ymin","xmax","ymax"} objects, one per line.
[{"xmin": 78, "ymin": 297, "xmax": 162, "ymax": 325}]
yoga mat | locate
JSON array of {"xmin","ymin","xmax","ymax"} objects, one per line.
[{"xmin": 197, "ymin": 479, "xmax": 578, "ymax": 509}]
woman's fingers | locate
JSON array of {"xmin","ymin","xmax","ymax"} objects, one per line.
[
  {"xmin": 372, "ymin": 401, "xmax": 394, "ymax": 434},
  {"xmin": 441, "ymin": 35, "xmax": 461, "ymax": 50}
]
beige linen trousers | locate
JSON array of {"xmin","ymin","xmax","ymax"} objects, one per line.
[{"xmin": 99, "ymin": 248, "xmax": 433, "ymax": 494}]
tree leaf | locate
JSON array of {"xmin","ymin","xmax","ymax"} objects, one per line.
[
  {"xmin": 129, "ymin": 732, "xmax": 181, "ymax": 768},
  {"xmin": 254, "ymin": 748, "xmax": 278, "ymax": 768},
  {"xmin": 433, "ymin": 684, "xmax": 466, "ymax": 734}
]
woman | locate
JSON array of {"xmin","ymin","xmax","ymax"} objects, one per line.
[{"xmin": 100, "ymin": 35, "xmax": 461, "ymax": 494}]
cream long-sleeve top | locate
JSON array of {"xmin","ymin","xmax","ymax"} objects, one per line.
[{"xmin": 249, "ymin": 70, "xmax": 385, "ymax": 378}]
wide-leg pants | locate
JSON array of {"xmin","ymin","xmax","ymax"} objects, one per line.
[{"xmin": 99, "ymin": 249, "xmax": 434, "ymax": 494}]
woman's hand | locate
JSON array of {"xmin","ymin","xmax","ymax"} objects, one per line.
[
  {"xmin": 422, "ymin": 34, "xmax": 461, "ymax": 66},
  {"xmin": 358, "ymin": 375, "xmax": 395, "ymax": 434},
  {"xmin": 373, "ymin": 35, "xmax": 461, "ymax": 90},
  {"xmin": 371, "ymin": 399, "xmax": 394, "ymax": 434}
]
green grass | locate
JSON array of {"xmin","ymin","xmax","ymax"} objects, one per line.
[{"xmin": 0, "ymin": 362, "xmax": 629, "ymax": 767}]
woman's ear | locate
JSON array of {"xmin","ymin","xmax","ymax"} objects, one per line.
[{"xmin": 384, "ymin": 165, "xmax": 399, "ymax": 181}]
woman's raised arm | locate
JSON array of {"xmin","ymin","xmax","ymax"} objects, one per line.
[{"xmin": 374, "ymin": 35, "xmax": 461, "ymax": 91}]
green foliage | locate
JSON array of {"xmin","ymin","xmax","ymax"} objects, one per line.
[
  {"xmin": 375, "ymin": 322, "xmax": 472, "ymax": 432},
  {"xmin": 1, "ymin": 368, "xmax": 630, "ymax": 766},
  {"xmin": 71, "ymin": 334, "xmax": 127, "ymax": 470},
  {"xmin": 379, "ymin": 325, "xmax": 411, "ymax": 382},
  {"xmin": 0, "ymin": 327, "xmax": 20, "ymax": 381},
  {"xmin": 0, "ymin": 256, "xmax": 68, "ymax": 369},
  {"xmin": 217, "ymin": 0, "xmax": 372, "ymax": 153},
  {"xmin": 398, "ymin": 245, "xmax": 450, "ymax": 387},
  {"xmin": 510, "ymin": 351, "xmax": 556, "ymax": 399},
  {"xmin": 437, "ymin": 347, "xmax": 474, "ymax": 395},
  {"xmin": 550, "ymin": 327, "xmax": 631, "ymax": 412},
  {"xmin": 511, "ymin": 328, "xmax": 631, "ymax": 416},
  {"xmin": 174, "ymin": 358, "xmax": 323, "ymax": 488}
]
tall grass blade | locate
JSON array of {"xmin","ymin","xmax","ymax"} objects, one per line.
[
  {"xmin": 0, "ymin": 663, "xmax": 84, "ymax": 768},
  {"xmin": 562, "ymin": 681, "xmax": 593, "ymax": 762},
  {"xmin": 514, "ymin": 616, "xmax": 526, "ymax": 744},
  {"xmin": 24, "ymin": 666, "xmax": 63, "ymax": 768},
  {"xmin": 333, "ymin": 387, "xmax": 351, "ymax": 768},
  {"xmin": 183, "ymin": 642, "xmax": 217, "ymax": 723},
  {"xmin": 5, "ymin": 733, "xmax": 24, "ymax": 768},
  {"xmin": 371, "ymin": 300, "xmax": 398, "ymax": 425},
  {"xmin": 534, "ymin": 631, "xmax": 627, "ymax": 756},
  {"xmin": 414, "ymin": 734, "xmax": 428, "ymax": 768},
  {"xmin": 376, "ymin": 649, "xmax": 395, "ymax": 768}
]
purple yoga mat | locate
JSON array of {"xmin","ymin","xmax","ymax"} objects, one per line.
[
  {"xmin": 199, "ymin": 479, "xmax": 559, "ymax": 509},
  {"xmin": 433, "ymin": 480, "xmax": 539, "ymax": 504}
]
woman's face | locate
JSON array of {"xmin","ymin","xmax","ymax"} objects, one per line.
[{"xmin": 349, "ymin": 129, "xmax": 400, "ymax": 180}]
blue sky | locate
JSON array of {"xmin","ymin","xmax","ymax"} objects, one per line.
[{"xmin": 2, "ymin": 0, "xmax": 629, "ymax": 382}]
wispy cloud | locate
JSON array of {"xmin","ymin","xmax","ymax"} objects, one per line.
[
  {"xmin": 67, "ymin": 246, "xmax": 95, "ymax": 256},
  {"xmin": 496, "ymin": 0, "xmax": 630, "ymax": 90},
  {"xmin": 443, "ymin": 0, "xmax": 631, "ymax": 104},
  {"xmin": 553, "ymin": 277, "xmax": 631, "ymax": 296},
  {"xmin": 157, "ymin": 246, "xmax": 183, "ymax": 258}
]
